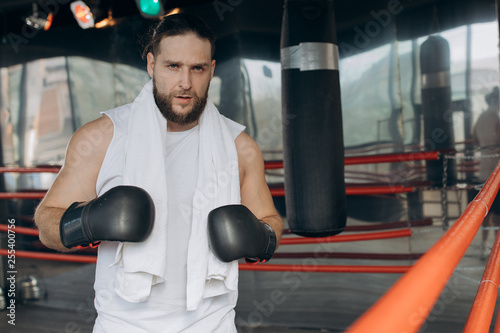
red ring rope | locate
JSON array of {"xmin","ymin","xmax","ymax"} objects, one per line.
[
  {"xmin": 0, "ymin": 249, "xmax": 412, "ymax": 273},
  {"xmin": 0, "ymin": 151, "xmax": 440, "ymax": 175},
  {"xmin": 1, "ymin": 224, "xmax": 411, "ymax": 244},
  {"xmin": 238, "ymin": 263, "xmax": 411, "ymax": 274},
  {"xmin": 269, "ymin": 185, "xmax": 415, "ymax": 197},
  {"xmin": 0, "ymin": 166, "xmax": 60, "ymax": 173},
  {"xmin": 344, "ymin": 151, "xmax": 439, "ymax": 165},
  {"xmin": 280, "ymin": 229, "xmax": 411, "ymax": 245},
  {"xmin": 0, "ymin": 192, "xmax": 46, "ymax": 199},
  {"xmin": 0, "ymin": 224, "xmax": 39, "ymax": 236},
  {"xmin": 1, "ymin": 184, "xmax": 415, "ymax": 200},
  {"xmin": 264, "ymin": 151, "xmax": 440, "ymax": 170},
  {"xmin": 273, "ymin": 252, "xmax": 423, "ymax": 260},
  {"xmin": 281, "ymin": 218, "xmax": 432, "ymax": 234},
  {"xmin": 0, "ymin": 249, "xmax": 97, "ymax": 263}
]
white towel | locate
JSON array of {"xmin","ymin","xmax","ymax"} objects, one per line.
[{"xmin": 111, "ymin": 80, "xmax": 240, "ymax": 310}]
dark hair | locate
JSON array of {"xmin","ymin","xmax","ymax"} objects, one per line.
[{"xmin": 142, "ymin": 13, "xmax": 215, "ymax": 60}]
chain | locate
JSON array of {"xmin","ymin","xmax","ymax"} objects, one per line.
[{"xmin": 441, "ymin": 157, "xmax": 449, "ymax": 230}]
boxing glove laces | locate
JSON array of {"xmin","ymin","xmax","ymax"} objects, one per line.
[
  {"xmin": 208, "ymin": 205, "xmax": 277, "ymax": 263},
  {"xmin": 60, "ymin": 186, "xmax": 155, "ymax": 249}
]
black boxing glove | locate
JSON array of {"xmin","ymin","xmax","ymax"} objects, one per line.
[
  {"xmin": 59, "ymin": 186, "xmax": 155, "ymax": 249},
  {"xmin": 208, "ymin": 205, "xmax": 276, "ymax": 263}
]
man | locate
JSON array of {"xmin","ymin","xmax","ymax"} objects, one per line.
[
  {"xmin": 35, "ymin": 13, "xmax": 282, "ymax": 332},
  {"xmin": 472, "ymin": 86, "xmax": 500, "ymax": 260}
]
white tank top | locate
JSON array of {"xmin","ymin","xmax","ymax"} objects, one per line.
[{"xmin": 92, "ymin": 104, "xmax": 244, "ymax": 332}]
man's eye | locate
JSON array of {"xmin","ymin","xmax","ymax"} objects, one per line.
[
  {"xmin": 168, "ymin": 64, "xmax": 178, "ymax": 69},
  {"xmin": 193, "ymin": 66, "xmax": 203, "ymax": 72}
]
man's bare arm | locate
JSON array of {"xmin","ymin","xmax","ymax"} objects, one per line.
[
  {"xmin": 34, "ymin": 116, "xmax": 113, "ymax": 252},
  {"xmin": 236, "ymin": 132, "xmax": 283, "ymax": 244}
]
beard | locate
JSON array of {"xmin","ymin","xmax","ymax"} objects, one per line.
[{"xmin": 153, "ymin": 78, "xmax": 209, "ymax": 126}]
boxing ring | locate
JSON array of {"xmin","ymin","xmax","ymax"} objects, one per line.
[{"xmin": 1, "ymin": 150, "xmax": 500, "ymax": 332}]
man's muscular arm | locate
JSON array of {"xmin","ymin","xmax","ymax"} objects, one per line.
[
  {"xmin": 34, "ymin": 116, "xmax": 113, "ymax": 252},
  {"xmin": 236, "ymin": 132, "xmax": 283, "ymax": 244},
  {"xmin": 204, "ymin": 131, "xmax": 284, "ymax": 263}
]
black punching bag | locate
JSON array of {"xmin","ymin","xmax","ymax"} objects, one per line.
[
  {"xmin": 281, "ymin": 0, "xmax": 346, "ymax": 237},
  {"xmin": 420, "ymin": 36, "xmax": 457, "ymax": 186}
]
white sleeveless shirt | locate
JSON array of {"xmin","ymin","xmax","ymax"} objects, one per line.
[{"xmin": 92, "ymin": 104, "xmax": 244, "ymax": 333}]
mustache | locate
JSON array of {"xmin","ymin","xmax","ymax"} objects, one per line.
[{"xmin": 172, "ymin": 90, "xmax": 195, "ymax": 97}]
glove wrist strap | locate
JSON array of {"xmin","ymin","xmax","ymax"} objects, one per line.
[
  {"xmin": 60, "ymin": 202, "xmax": 92, "ymax": 249},
  {"xmin": 244, "ymin": 223, "xmax": 277, "ymax": 264},
  {"xmin": 260, "ymin": 223, "xmax": 277, "ymax": 262}
]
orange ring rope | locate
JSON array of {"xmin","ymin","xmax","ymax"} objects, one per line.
[{"xmin": 347, "ymin": 161, "xmax": 500, "ymax": 333}]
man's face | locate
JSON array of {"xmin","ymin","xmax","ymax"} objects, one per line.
[{"xmin": 147, "ymin": 34, "xmax": 215, "ymax": 130}]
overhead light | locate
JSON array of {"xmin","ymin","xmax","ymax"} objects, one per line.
[
  {"xmin": 70, "ymin": 1, "xmax": 94, "ymax": 29},
  {"xmin": 165, "ymin": 8, "xmax": 181, "ymax": 16},
  {"xmin": 95, "ymin": 9, "xmax": 121, "ymax": 29},
  {"xmin": 25, "ymin": 3, "xmax": 53, "ymax": 31},
  {"xmin": 136, "ymin": 0, "xmax": 164, "ymax": 19}
]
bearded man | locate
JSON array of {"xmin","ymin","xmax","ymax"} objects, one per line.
[{"xmin": 35, "ymin": 13, "xmax": 282, "ymax": 332}]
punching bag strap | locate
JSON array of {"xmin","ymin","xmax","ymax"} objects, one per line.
[{"xmin": 281, "ymin": 42, "xmax": 339, "ymax": 71}]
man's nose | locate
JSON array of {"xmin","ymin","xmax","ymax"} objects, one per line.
[{"xmin": 179, "ymin": 70, "xmax": 192, "ymax": 90}]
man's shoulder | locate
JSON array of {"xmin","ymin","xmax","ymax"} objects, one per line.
[
  {"xmin": 63, "ymin": 118, "xmax": 113, "ymax": 173},
  {"xmin": 234, "ymin": 131, "xmax": 255, "ymax": 148},
  {"xmin": 68, "ymin": 114, "xmax": 116, "ymax": 161},
  {"xmin": 235, "ymin": 132, "xmax": 263, "ymax": 167},
  {"xmin": 79, "ymin": 114, "xmax": 114, "ymax": 139}
]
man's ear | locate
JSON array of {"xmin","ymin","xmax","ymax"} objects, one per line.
[
  {"xmin": 210, "ymin": 59, "xmax": 216, "ymax": 80},
  {"xmin": 147, "ymin": 52, "xmax": 155, "ymax": 78}
]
